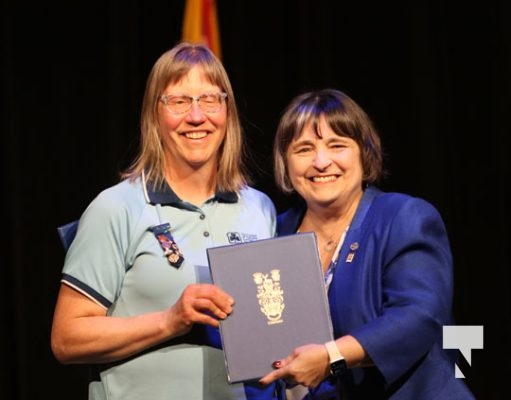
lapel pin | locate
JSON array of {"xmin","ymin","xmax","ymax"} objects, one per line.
[{"xmin": 346, "ymin": 242, "xmax": 359, "ymax": 263}]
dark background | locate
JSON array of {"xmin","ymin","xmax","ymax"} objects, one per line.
[{"xmin": 2, "ymin": 1, "xmax": 509, "ymax": 399}]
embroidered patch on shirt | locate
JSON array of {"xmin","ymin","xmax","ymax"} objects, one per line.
[
  {"xmin": 227, "ymin": 232, "xmax": 258, "ymax": 244},
  {"xmin": 150, "ymin": 223, "xmax": 184, "ymax": 268},
  {"xmin": 227, "ymin": 232, "xmax": 243, "ymax": 244}
]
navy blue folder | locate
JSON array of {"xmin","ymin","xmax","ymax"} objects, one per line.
[{"xmin": 207, "ymin": 232, "xmax": 334, "ymax": 383}]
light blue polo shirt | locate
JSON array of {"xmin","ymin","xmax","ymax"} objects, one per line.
[{"xmin": 61, "ymin": 176, "xmax": 278, "ymax": 400}]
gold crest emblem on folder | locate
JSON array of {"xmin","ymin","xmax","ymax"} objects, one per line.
[{"xmin": 253, "ymin": 269, "xmax": 285, "ymax": 325}]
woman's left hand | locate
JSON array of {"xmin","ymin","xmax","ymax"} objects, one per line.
[{"xmin": 259, "ymin": 343, "xmax": 330, "ymax": 388}]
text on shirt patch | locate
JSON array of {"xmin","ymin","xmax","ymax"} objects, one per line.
[{"xmin": 227, "ymin": 232, "xmax": 258, "ymax": 244}]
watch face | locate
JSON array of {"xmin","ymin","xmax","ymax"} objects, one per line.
[{"xmin": 330, "ymin": 359, "xmax": 348, "ymax": 377}]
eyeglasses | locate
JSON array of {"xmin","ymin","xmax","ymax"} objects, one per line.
[{"xmin": 159, "ymin": 92, "xmax": 227, "ymax": 114}]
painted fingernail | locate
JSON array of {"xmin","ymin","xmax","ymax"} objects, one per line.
[{"xmin": 272, "ymin": 361, "xmax": 282, "ymax": 368}]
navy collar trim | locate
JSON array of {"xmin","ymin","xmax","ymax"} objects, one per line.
[{"xmin": 142, "ymin": 172, "xmax": 238, "ymax": 205}]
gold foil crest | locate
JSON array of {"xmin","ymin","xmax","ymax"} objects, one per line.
[{"xmin": 253, "ymin": 269, "xmax": 285, "ymax": 325}]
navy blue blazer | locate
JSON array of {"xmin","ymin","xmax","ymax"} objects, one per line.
[{"xmin": 277, "ymin": 186, "xmax": 474, "ymax": 399}]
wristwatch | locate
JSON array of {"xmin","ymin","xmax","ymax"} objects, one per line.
[{"xmin": 325, "ymin": 340, "xmax": 347, "ymax": 377}]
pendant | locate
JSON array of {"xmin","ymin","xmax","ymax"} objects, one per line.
[{"xmin": 324, "ymin": 239, "xmax": 337, "ymax": 252}]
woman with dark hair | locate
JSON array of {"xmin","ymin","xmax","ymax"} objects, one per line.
[{"xmin": 260, "ymin": 89, "xmax": 474, "ymax": 399}]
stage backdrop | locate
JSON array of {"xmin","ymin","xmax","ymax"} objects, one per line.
[{"xmin": 2, "ymin": 1, "xmax": 509, "ymax": 399}]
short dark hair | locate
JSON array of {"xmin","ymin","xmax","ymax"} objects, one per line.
[{"xmin": 273, "ymin": 89, "xmax": 384, "ymax": 193}]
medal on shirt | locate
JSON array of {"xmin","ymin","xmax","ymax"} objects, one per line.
[{"xmin": 150, "ymin": 223, "xmax": 184, "ymax": 268}]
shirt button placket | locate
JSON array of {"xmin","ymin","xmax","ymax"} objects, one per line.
[{"xmin": 199, "ymin": 213, "xmax": 209, "ymax": 238}]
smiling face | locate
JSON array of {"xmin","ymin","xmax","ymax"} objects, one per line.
[
  {"xmin": 286, "ymin": 115, "xmax": 364, "ymax": 209},
  {"xmin": 157, "ymin": 65, "xmax": 227, "ymax": 175}
]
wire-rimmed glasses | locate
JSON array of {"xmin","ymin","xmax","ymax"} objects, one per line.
[{"xmin": 159, "ymin": 92, "xmax": 227, "ymax": 114}]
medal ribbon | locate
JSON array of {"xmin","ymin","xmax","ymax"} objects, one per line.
[{"xmin": 150, "ymin": 223, "xmax": 184, "ymax": 268}]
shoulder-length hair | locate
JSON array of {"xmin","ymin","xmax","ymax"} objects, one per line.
[
  {"xmin": 122, "ymin": 42, "xmax": 248, "ymax": 193},
  {"xmin": 274, "ymin": 88, "xmax": 384, "ymax": 194}
]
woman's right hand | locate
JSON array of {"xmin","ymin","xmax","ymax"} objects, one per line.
[
  {"xmin": 51, "ymin": 283, "xmax": 233, "ymax": 364},
  {"xmin": 166, "ymin": 283, "xmax": 234, "ymax": 336}
]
